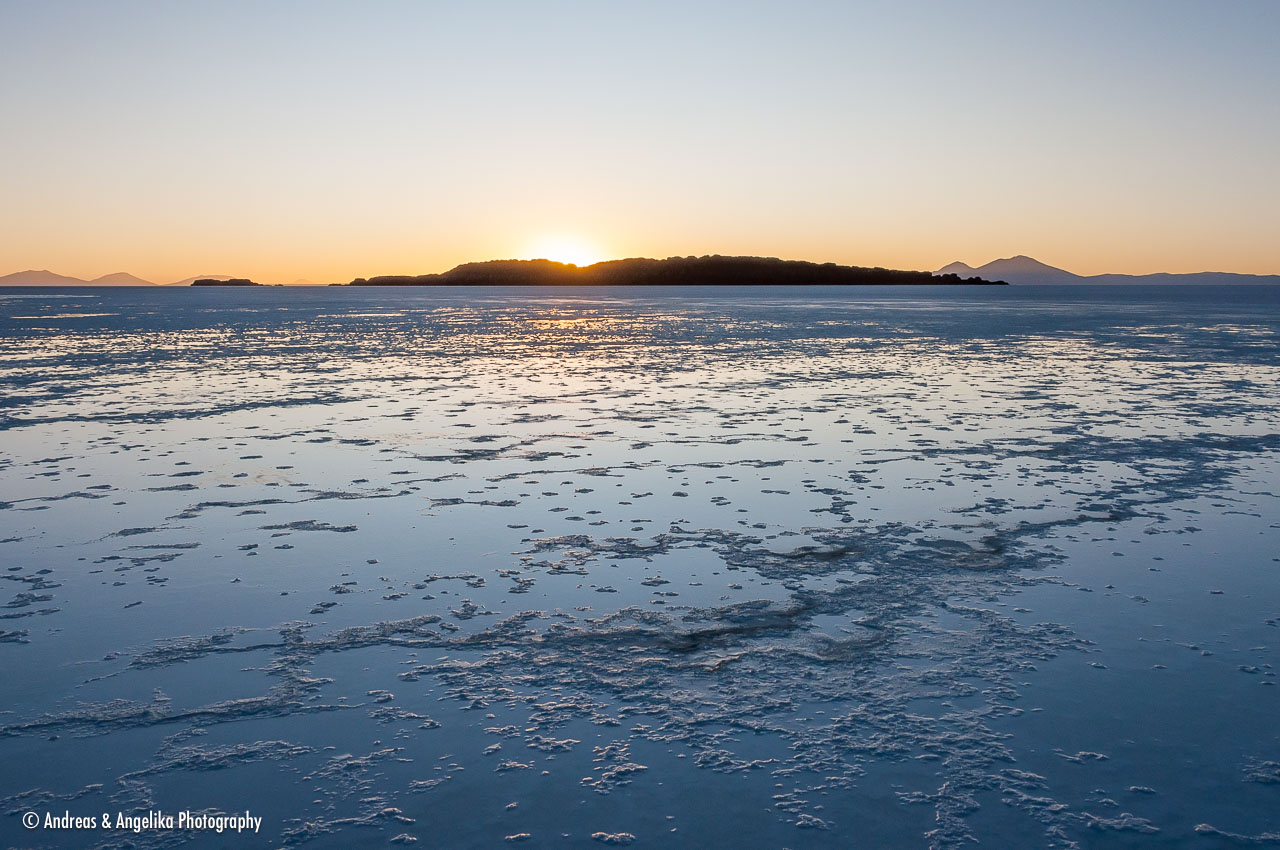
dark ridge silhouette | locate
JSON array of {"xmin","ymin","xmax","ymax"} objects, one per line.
[
  {"xmin": 191, "ymin": 278, "xmax": 261, "ymax": 286},
  {"xmin": 345, "ymin": 256, "xmax": 1005, "ymax": 287}
]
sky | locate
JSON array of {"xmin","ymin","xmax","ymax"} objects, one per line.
[{"xmin": 2, "ymin": 0, "xmax": 1278, "ymax": 283}]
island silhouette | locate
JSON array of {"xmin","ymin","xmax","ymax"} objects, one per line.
[
  {"xmin": 191, "ymin": 277, "xmax": 263, "ymax": 286},
  {"xmin": 345, "ymin": 256, "xmax": 1006, "ymax": 287}
]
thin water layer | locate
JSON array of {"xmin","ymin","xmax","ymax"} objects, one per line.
[{"xmin": 1, "ymin": 285, "xmax": 1278, "ymax": 848}]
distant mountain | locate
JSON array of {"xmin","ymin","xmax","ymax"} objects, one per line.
[
  {"xmin": 935, "ymin": 261, "xmax": 977, "ymax": 277},
  {"xmin": 0, "ymin": 269, "xmax": 157, "ymax": 286},
  {"xmin": 969, "ymin": 256, "xmax": 1080, "ymax": 285},
  {"xmin": 0, "ymin": 269, "xmax": 306, "ymax": 286},
  {"xmin": 1084, "ymin": 271, "xmax": 1280, "ymax": 286},
  {"xmin": 0, "ymin": 269, "xmax": 97, "ymax": 286},
  {"xmin": 938, "ymin": 256, "xmax": 1280, "ymax": 286},
  {"xmin": 347, "ymin": 256, "xmax": 1006, "ymax": 287},
  {"xmin": 90, "ymin": 271, "xmax": 155, "ymax": 285}
]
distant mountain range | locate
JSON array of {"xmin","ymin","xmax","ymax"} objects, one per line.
[
  {"xmin": 936, "ymin": 256, "xmax": 1280, "ymax": 286},
  {"xmin": 0, "ymin": 270, "xmax": 236, "ymax": 287},
  {"xmin": 3, "ymin": 257, "xmax": 1277, "ymax": 287}
]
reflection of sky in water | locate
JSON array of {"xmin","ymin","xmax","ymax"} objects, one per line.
[{"xmin": 1, "ymin": 286, "xmax": 1279, "ymax": 848}]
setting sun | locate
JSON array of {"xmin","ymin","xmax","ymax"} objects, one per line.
[{"xmin": 523, "ymin": 235, "xmax": 605, "ymax": 268}]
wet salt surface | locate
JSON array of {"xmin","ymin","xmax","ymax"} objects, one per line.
[{"xmin": 2, "ymin": 284, "xmax": 1279, "ymax": 848}]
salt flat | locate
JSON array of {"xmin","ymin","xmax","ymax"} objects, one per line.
[{"xmin": 2, "ymin": 285, "xmax": 1278, "ymax": 848}]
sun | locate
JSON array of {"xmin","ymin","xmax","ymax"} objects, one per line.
[{"xmin": 523, "ymin": 235, "xmax": 605, "ymax": 268}]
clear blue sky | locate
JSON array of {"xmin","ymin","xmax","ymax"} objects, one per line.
[{"xmin": 2, "ymin": 0, "xmax": 1277, "ymax": 282}]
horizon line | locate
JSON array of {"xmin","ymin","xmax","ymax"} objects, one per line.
[{"xmin": 3, "ymin": 253, "xmax": 1280, "ymax": 286}]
